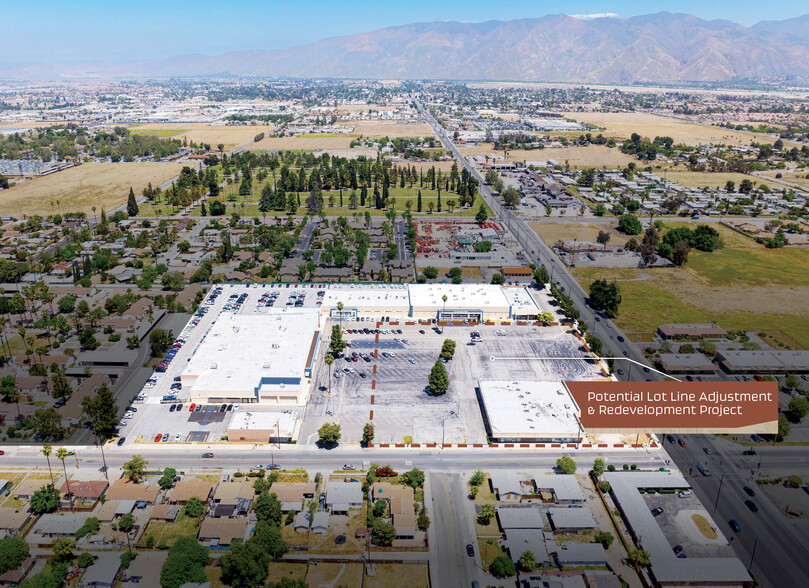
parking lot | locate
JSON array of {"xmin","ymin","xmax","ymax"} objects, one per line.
[
  {"xmin": 120, "ymin": 283, "xmax": 310, "ymax": 446},
  {"xmin": 643, "ymin": 493, "xmax": 738, "ymax": 559},
  {"xmin": 299, "ymin": 321, "xmax": 603, "ymax": 445}
]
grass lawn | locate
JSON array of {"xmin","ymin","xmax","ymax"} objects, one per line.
[
  {"xmin": 265, "ymin": 563, "xmax": 307, "ymax": 584},
  {"xmin": 364, "ymin": 563, "xmax": 430, "ymax": 588},
  {"xmin": 306, "ymin": 562, "xmax": 364, "ymax": 587},
  {"xmin": 477, "ymin": 537, "xmax": 506, "ymax": 572},
  {"xmin": 204, "ymin": 567, "xmax": 225, "ymax": 588},
  {"xmin": 139, "ymin": 515, "xmax": 201, "ymax": 548},
  {"xmin": 572, "ymin": 224, "xmax": 809, "ymax": 348}
]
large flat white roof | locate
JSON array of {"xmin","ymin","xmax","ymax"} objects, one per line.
[
  {"xmin": 479, "ymin": 380, "xmax": 582, "ymax": 440},
  {"xmin": 500, "ymin": 286, "xmax": 540, "ymax": 315},
  {"xmin": 320, "ymin": 283, "xmax": 410, "ymax": 310},
  {"xmin": 408, "ymin": 284, "xmax": 510, "ymax": 311},
  {"xmin": 183, "ymin": 310, "xmax": 319, "ymax": 396},
  {"xmin": 228, "ymin": 410, "xmax": 296, "ymax": 435}
]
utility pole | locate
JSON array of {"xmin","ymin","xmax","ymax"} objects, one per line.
[
  {"xmin": 749, "ymin": 538, "xmax": 758, "ymax": 573},
  {"xmin": 713, "ymin": 474, "xmax": 724, "ymax": 513}
]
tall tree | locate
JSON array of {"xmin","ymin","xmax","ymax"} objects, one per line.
[{"xmin": 56, "ymin": 448, "xmax": 74, "ymax": 512}]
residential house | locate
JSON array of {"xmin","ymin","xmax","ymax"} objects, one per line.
[
  {"xmin": 325, "ymin": 481, "xmax": 363, "ymax": 514},
  {"xmin": 0, "ymin": 509, "xmax": 31, "ymax": 538},
  {"xmin": 104, "ymin": 480, "xmax": 160, "ymax": 503},
  {"xmin": 547, "ymin": 507, "xmax": 597, "ymax": 531},
  {"xmin": 270, "ymin": 482, "xmax": 316, "ymax": 512},
  {"xmin": 170, "ymin": 479, "xmax": 214, "ymax": 505},
  {"xmin": 372, "ymin": 483, "xmax": 417, "ymax": 539},
  {"xmin": 198, "ymin": 517, "xmax": 247, "ymax": 547},
  {"xmin": 78, "ymin": 552, "xmax": 121, "ymax": 588},
  {"xmin": 311, "ymin": 511, "xmax": 329, "ymax": 534},
  {"xmin": 0, "ymin": 557, "xmax": 35, "ymax": 586},
  {"xmin": 58, "ymin": 480, "xmax": 109, "ymax": 503}
]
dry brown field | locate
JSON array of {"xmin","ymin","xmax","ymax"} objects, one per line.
[
  {"xmin": 512, "ymin": 145, "xmax": 637, "ymax": 168},
  {"xmin": 248, "ymin": 135, "xmax": 354, "ymax": 151},
  {"xmin": 560, "ymin": 112, "xmax": 780, "ymax": 146},
  {"xmin": 129, "ymin": 123, "xmax": 274, "ymax": 150},
  {"xmin": 530, "ymin": 221, "xmax": 630, "ymax": 246},
  {"xmin": 336, "ymin": 120, "xmax": 436, "ymax": 138},
  {"xmin": 660, "ymin": 169, "xmax": 754, "ymax": 189},
  {"xmin": 0, "ymin": 162, "xmax": 186, "ymax": 216}
]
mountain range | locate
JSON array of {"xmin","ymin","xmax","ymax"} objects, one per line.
[{"xmin": 3, "ymin": 12, "xmax": 809, "ymax": 83}]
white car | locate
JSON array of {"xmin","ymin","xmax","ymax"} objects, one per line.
[
  {"xmin": 123, "ymin": 413, "xmax": 135, "ymax": 419},
  {"xmin": 118, "ymin": 420, "xmax": 128, "ymax": 427},
  {"xmin": 496, "ymin": 329, "xmax": 506, "ymax": 336},
  {"xmin": 408, "ymin": 358, "xmax": 416, "ymax": 364},
  {"xmin": 174, "ymin": 434, "xmax": 181, "ymax": 442}
]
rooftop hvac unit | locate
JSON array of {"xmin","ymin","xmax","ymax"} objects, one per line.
[
  {"xmin": 211, "ymin": 363, "xmax": 218, "ymax": 369},
  {"xmin": 263, "ymin": 363, "xmax": 270, "ymax": 369}
]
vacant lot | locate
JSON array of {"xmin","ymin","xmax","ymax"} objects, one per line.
[
  {"xmin": 0, "ymin": 162, "xmax": 186, "ymax": 216},
  {"xmin": 337, "ymin": 120, "xmax": 436, "ymax": 139},
  {"xmin": 129, "ymin": 123, "xmax": 273, "ymax": 150},
  {"xmin": 758, "ymin": 170, "xmax": 809, "ymax": 190},
  {"xmin": 365, "ymin": 564, "xmax": 430, "ymax": 588},
  {"xmin": 512, "ymin": 145, "xmax": 637, "ymax": 168},
  {"xmin": 561, "ymin": 112, "xmax": 779, "ymax": 146},
  {"xmin": 572, "ymin": 227, "xmax": 809, "ymax": 347},
  {"xmin": 306, "ymin": 562, "xmax": 363, "ymax": 587},
  {"xmin": 249, "ymin": 135, "xmax": 353, "ymax": 151},
  {"xmin": 531, "ymin": 221, "xmax": 630, "ymax": 246},
  {"xmin": 660, "ymin": 169, "xmax": 755, "ymax": 189}
]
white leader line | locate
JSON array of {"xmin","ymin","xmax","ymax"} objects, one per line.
[{"xmin": 488, "ymin": 355, "xmax": 682, "ymax": 383}]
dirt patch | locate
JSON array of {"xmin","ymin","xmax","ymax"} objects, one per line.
[
  {"xmin": 510, "ymin": 145, "xmax": 637, "ymax": 168},
  {"xmin": 691, "ymin": 514, "xmax": 718, "ymax": 539},
  {"xmin": 658, "ymin": 170, "xmax": 754, "ymax": 189},
  {"xmin": 531, "ymin": 221, "xmax": 629, "ymax": 246},
  {"xmin": 249, "ymin": 136, "xmax": 353, "ymax": 151},
  {"xmin": 0, "ymin": 162, "xmax": 187, "ymax": 216},
  {"xmin": 560, "ymin": 112, "xmax": 781, "ymax": 146},
  {"xmin": 129, "ymin": 123, "xmax": 274, "ymax": 151},
  {"xmin": 338, "ymin": 121, "xmax": 437, "ymax": 139}
]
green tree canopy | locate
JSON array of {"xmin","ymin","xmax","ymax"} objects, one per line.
[
  {"xmin": 428, "ymin": 360, "xmax": 449, "ymax": 395},
  {"xmin": 556, "ymin": 456, "xmax": 577, "ymax": 474}
]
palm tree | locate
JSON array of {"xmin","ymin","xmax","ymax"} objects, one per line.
[
  {"xmin": 56, "ymin": 448, "xmax": 74, "ymax": 512},
  {"xmin": 41, "ymin": 445, "xmax": 56, "ymax": 498},
  {"xmin": 336, "ymin": 301, "xmax": 344, "ymax": 328},
  {"xmin": 324, "ymin": 355, "xmax": 334, "ymax": 396},
  {"xmin": 92, "ymin": 206, "xmax": 97, "ymax": 223},
  {"xmin": 441, "ymin": 294, "xmax": 448, "ymax": 334}
]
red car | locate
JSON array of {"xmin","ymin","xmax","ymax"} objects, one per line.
[
  {"xmin": 189, "ymin": 403, "xmax": 196, "ymax": 412},
  {"xmin": 154, "ymin": 434, "xmax": 162, "ymax": 443},
  {"xmin": 678, "ymin": 438, "xmax": 686, "ymax": 447}
]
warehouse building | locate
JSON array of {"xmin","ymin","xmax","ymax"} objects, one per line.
[
  {"xmin": 181, "ymin": 310, "xmax": 321, "ymax": 405},
  {"xmin": 477, "ymin": 380, "xmax": 583, "ymax": 443}
]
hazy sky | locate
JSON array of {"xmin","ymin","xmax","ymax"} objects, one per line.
[{"xmin": 3, "ymin": 0, "xmax": 807, "ymax": 62}]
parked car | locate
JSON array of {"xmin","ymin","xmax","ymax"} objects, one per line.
[
  {"xmin": 651, "ymin": 507, "xmax": 664, "ymax": 517},
  {"xmin": 154, "ymin": 434, "xmax": 162, "ymax": 443},
  {"xmin": 729, "ymin": 519, "xmax": 741, "ymax": 532},
  {"xmin": 117, "ymin": 437, "xmax": 126, "ymax": 446},
  {"xmin": 745, "ymin": 499, "xmax": 758, "ymax": 513},
  {"xmin": 678, "ymin": 438, "xmax": 686, "ymax": 447},
  {"xmin": 189, "ymin": 403, "xmax": 196, "ymax": 412}
]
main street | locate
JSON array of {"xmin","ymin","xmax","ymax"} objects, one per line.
[
  {"xmin": 1, "ymin": 444, "xmax": 668, "ymax": 473},
  {"xmin": 415, "ymin": 100, "xmax": 656, "ymax": 381},
  {"xmin": 414, "ymin": 100, "xmax": 805, "ymax": 587}
]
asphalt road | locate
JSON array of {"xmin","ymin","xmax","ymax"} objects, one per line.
[
  {"xmin": 430, "ymin": 472, "xmax": 475, "ymax": 588},
  {"xmin": 416, "ymin": 101, "xmax": 655, "ymax": 381},
  {"xmin": 415, "ymin": 101, "xmax": 808, "ymax": 587},
  {"xmin": 665, "ymin": 434, "xmax": 809, "ymax": 587}
]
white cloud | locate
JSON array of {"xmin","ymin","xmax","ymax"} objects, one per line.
[{"xmin": 571, "ymin": 13, "xmax": 621, "ymax": 20}]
